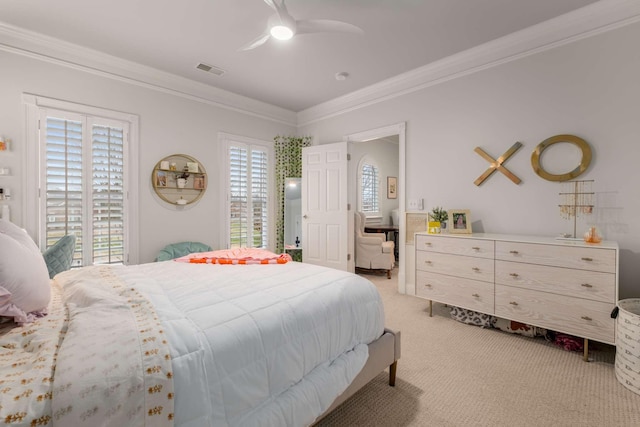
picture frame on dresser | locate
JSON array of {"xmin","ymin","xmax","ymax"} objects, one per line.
[{"xmin": 448, "ymin": 209, "xmax": 471, "ymax": 234}]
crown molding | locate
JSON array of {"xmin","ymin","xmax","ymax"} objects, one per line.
[
  {"xmin": 297, "ymin": 0, "xmax": 640, "ymax": 127},
  {"xmin": 0, "ymin": 22, "xmax": 298, "ymax": 127},
  {"xmin": 2, "ymin": 0, "xmax": 640, "ymax": 130}
]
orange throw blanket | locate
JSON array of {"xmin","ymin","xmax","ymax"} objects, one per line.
[{"xmin": 174, "ymin": 248, "xmax": 292, "ymax": 265}]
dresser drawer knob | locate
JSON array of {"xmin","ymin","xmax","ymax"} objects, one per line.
[
  {"xmin": 581, "ymin": 257, "xmax": 593, "ymax": 262},
  {"xmin": 424, "ymin": 260, "xmax": 432, "ymax": 265},
  {"xmin": 472, "ymin": 293, "xmax": 480, "ymax": 298},
  {"xmin": 472, "ymin": 247, "xmax": 480, "ymax": 251},
  {"xmin": 581, "ymin": 316, "xmax": 593, "ymax": 321},
  {"xmin": 472, "ymin": 267, "xmax": 480, "ymax": 272},
  {"xmin": 509, "ymin": 250, "xmax": 519, "ymax": 255},
  {"xmin": 509, "ymin": 273, "xmax": 519, "ymax": 278},
  {"xmin": 424, "ymin": 284, "xmax": 432, "ymax": 288},
  {"xmin": 581, "ymin": 283, "xmax": 593, "ymax": 288},
  {"xmin": 424, "ymin": 242, "xmax": 432, "ymax": 247},
  {"xmin": 509, "ymin": 301, "xmax": 519, "ymax": 306}
]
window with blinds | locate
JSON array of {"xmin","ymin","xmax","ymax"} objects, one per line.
[
  {"xmin": 361, "ymin": 162, "xmax": 379, "ymax": 213},
  {"xmin": 227, "ymin": 140, "xmax": 271, "ymax": 249},
  {"xmin": 43, "ymin": 113, "xmax": 128, "ymax": 266}
]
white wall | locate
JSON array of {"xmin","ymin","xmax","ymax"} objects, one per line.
[
  {"xmin": 0, "ymin": 50, "xmax": 295, "ymax": 263},
  {"xmin": 299, "ymin": 22, "xmax": 640, "ymax": 298}
]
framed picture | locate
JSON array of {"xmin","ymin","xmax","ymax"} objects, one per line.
[
  {"xmin": 187, "ymin": 161, "xmax": 199, "ymax": 173},
  {"xmin": 155, "ymin": 170, "xmax": 167, "ymax": 187},
  {"xmin": 193, "ymin": 176, "xmax": 206, "ymax": 190},
  {"xmin": 448, "ymin": 209, "xmax": 472, "ymax": 234},
  {"xmin": 387, "ymin": 176, "xmax": 397, "ymax": 199}
]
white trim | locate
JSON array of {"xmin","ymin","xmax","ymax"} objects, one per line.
[
  {"xmin": 22, "ymin": 93, "xmax": 140, "ymax": 264},
  {"xmin": 3, "ymin": 1, "xmax": 640, "ymax": 126},
  {"xmin": 346, "ymin": 122, "xmax": 407, "ymax": 294},
  {"xmin": 297, "ymin": 0, "xmax": 640, "ymax": 126},
  {"xmin": 1, "ymin": 23, "xmax": 297, "ymax": 127}
]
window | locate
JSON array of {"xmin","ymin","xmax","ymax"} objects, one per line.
[
  {"xmin": 359, "ymin": 157, "xmax": 380, "ymax": 214},
  {"xmin": 220, "ymin": 133, "xmax": 273, "ymax": 250},
  {"xmin": 24, "ymin": 95, "xmax": 139, "ymax": 266}
]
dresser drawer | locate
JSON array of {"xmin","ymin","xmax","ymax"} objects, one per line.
[
  {"xmin": 416, "ymin": 271, "xmax": 494, "ymax": 314},
  {"xmin": 495, "ymin": 241, "xmax": 616, "ymax": 273},
  {"xmin": 415, "ymin": 234, "xmax": 494, "ymax": 259},
  {"xmin": 416, "ymin": 250, "xmax": 494, "ymax": 283},
  {"xmin": 495, "ymin": 260, "xmax": 615, "ymax": 303},
  {"xmin": 495, "ymin": 285, "xmax": 615, "ymax": 344}
]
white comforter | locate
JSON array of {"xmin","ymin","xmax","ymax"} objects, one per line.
[{"xmin": 114, "ymin": 260, "xmax": 385, "ymax": 427}]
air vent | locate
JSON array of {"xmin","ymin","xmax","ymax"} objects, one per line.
[{"xmin": 196, "ymin": 63, "xmax": 225, "ymax": 76}]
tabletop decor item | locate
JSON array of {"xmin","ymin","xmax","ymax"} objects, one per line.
[
  {"xmin": 448, "ymin": 209, "xmax": 472, "ymax": 234},
  {"xmin": 429, "ymin": 206, "xmax": 448, "ymax": 232}
]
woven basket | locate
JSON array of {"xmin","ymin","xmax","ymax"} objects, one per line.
[{"xmin": 616, "ymin": 299, "xmax": 640, "ymax": 395}]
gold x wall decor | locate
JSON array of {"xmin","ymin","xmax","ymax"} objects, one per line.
[{"xmin": 474, "ymin": 142, "xmax": 523, "ymax": 186}]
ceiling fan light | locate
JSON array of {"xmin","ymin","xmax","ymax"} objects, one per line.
[{"xmin": 270, "ymin": 25, "xmax": 294, "ymax": 40}]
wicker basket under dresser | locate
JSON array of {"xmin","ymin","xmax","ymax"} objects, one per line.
[{"xmin": 415, "ymin": 232, "xmax": 619, "ymax": 361}]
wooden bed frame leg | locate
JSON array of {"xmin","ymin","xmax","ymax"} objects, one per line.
[
  {"xmin": 389, "ymin": 361, "xmax": 397, "ymax": 386},
  {"xmin": 387, "ymin": 269, "xmax": 391, "ymax": 279}
]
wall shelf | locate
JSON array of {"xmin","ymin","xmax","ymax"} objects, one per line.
[{"xmin": 152, "ymin": 153, "xmax": 207, "ymax": 205}]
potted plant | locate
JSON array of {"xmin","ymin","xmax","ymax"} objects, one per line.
[{"xmin": 430, "ymin": 206, "xmax": 448, "ymax": 230}]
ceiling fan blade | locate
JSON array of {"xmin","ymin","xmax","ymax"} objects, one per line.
[
  {"xmin": 296, "ymin": 19, "xmax": 363, "ymax": 35},
  {"xmin": 263, "ymin": 0, "xmax": 278, "ymax": 12},
  {"xmin": 239, "ymin": 32, "xmax": 271, "ymax": 51},
  {"xmin": 264, "ymin": 0, "xmax": 290, "ymax": 22}
]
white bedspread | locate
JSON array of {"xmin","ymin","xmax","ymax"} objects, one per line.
[{"xmin": 114, "ymin": 260, "xmax": 385, "ymax": 427}]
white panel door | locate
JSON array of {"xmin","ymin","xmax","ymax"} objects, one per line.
[{"xmin": 302, "ymin": 142, "xmax": 348, "ymax": 271}]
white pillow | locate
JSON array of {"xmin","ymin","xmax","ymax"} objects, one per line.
[{"xmin": 0, "ymin": 219, "xmax": 51, "ymax": 323}]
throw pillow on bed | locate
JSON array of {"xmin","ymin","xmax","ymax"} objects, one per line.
[{"xmin": 0, "ymin": 219, "xmax": 50, "ymax": 324}]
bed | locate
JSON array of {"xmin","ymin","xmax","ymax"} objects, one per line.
[{"xmin": 0, "ymin": 241, "xmax": 400, "ymax": 426}]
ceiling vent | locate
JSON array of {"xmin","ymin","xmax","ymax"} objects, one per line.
[{"xmin": 196, "ymin": 63, "xmax": 225, "ymax": 76}]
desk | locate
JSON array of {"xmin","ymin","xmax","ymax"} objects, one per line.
[{"xmin": 364, "ymin": 225, "xmax": 399, "ymax": 260}]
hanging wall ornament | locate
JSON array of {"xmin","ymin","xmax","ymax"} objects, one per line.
[{"xmin": 531, "ymin": 134, "xmax": 592, "ymax": 182}]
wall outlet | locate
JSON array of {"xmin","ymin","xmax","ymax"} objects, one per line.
[{"xmin": 408, "ymin": 198, "xmax": 423, "ymax": 210}]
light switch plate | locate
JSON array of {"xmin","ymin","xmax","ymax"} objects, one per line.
[{"xmin": 408, "ymin": 198, "xmax": 423, "ymax": 210}]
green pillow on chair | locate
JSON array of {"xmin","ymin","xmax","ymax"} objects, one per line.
[{"xmin": 42, "ymin": 234, "xmax": 76, "ymax": 279}]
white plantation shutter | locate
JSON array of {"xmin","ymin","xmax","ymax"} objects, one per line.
[
  {"xmin": 42, "ymin": 111, "xmax": 128, "ymax": 266},
  {"xmin": 225, "ymin": 135, "xmax": 272, "ymax": 249},
  {"xmin": 251, "ymin": 149, "xmax": 268, "ymax": 248},
  {"xmin": 92, "ymin": 124, "xmax": 125, "ymax": 264},
  {"xmin": 45, "ymin": 117, "xmax": 84, "ymax": 266},
  {"xmin": 361, "ymin": 163, "xmax": 379, "ymax": 213},
  {"xmin": 229, "ymin": 145, "xmax": 248, "ymax": 247}
]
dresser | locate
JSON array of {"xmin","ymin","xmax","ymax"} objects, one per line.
[{"xmin": 415, "ymin": 232, "xmax": 619, "ymax": 359}]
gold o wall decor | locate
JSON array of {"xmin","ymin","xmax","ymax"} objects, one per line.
[{"xmin": 531, "ymin": 134, "xmax": 592, "ymax": 182}]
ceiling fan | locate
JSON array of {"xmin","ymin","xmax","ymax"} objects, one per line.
[{"xmin": 240, "ymin": 0, "xmax": 363, "ymax": 51}]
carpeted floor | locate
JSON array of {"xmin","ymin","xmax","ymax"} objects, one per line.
[{"xmin": 316, "ymin": 267, "xmax": 640, "ymax": 426}]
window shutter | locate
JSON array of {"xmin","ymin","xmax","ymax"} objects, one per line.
[
  {"xmin": 92, "ymin": 124, "xmax": 125, "ymax": 264},
  {"xmin": 45, "ymin": 117, "xmax": 84, "ymax": 266},
  {"xmin": 43, "ymin": 113, "xmax": 128, "ymax": 267},
  {"xmin": 229, "ymin": 145, "xmax": 248, "ymax": 247},
  {"xmin": 361, "ymin": 163, "xmax": 379, "ymax": 213},
  {"xmin": 227, "ymin": 143, "xmax": 270, "ymax": 249},
  {"xmin": 251, "ymin": 149, "xmax": 268, "ymax": 248}
]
